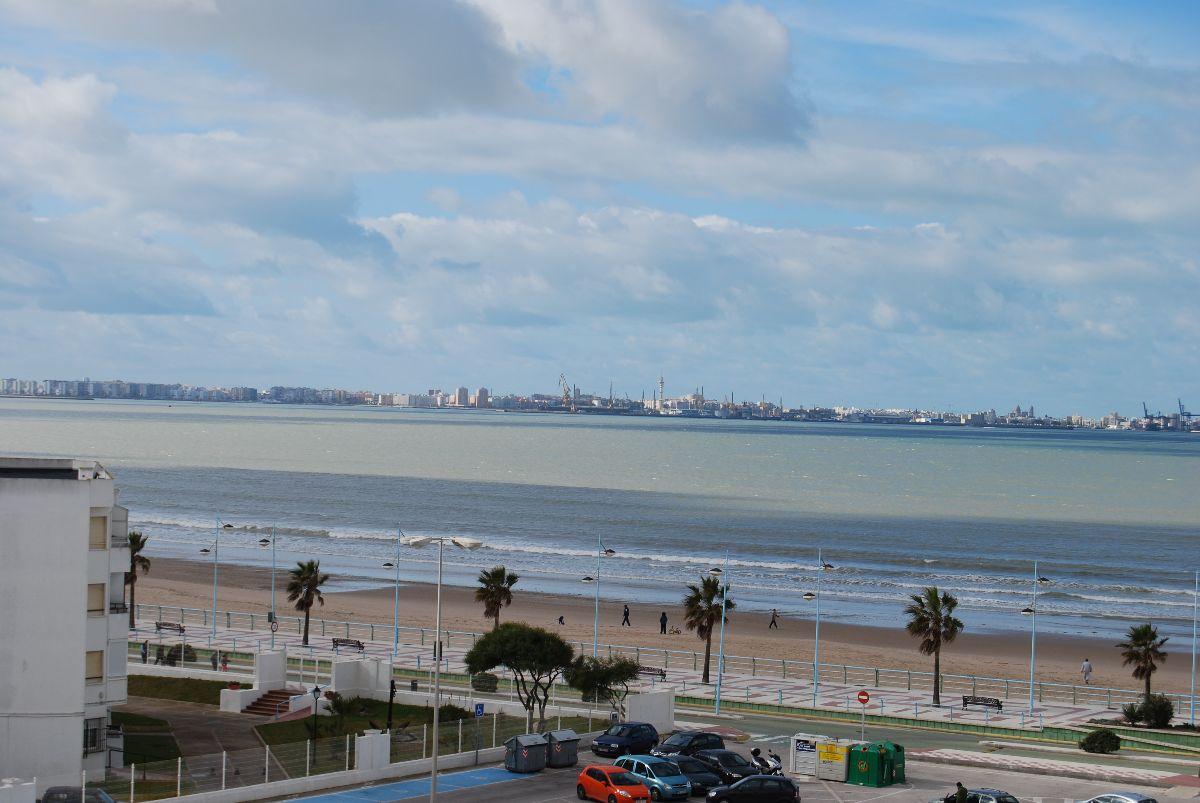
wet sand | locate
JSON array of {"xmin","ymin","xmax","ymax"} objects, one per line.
[{"xmin": 134, "ymin": 557, "xmax": 1196, "ymax": 692}]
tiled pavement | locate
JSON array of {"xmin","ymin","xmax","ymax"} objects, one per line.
[{"xmin": 910, "ymin": 749, "xmax": 1200, "ymax": 793}]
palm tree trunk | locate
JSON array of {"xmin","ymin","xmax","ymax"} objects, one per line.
[
  {"xmin": 302, "ymin": 606, "xmax": 311, "ymax": 646},
  {"xmin": 701, "ymin": 629, "xmax": 713, "ymax": 684},
  {"xmin": 1145, "ymin": 672, "xmax": 1152, "ymax": 700},
  {"xmin": 932, "ymin": 646, "xmax": 942, "ymax": 706},
  {"xmin": 494, "ymin": 612, "xmax": 500, "ymax": 631},
  {"xmin": 128, "ymin": 577, "xmax": 136, "ymax": 629}
]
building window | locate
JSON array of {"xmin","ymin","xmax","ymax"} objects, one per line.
[
  {"xmin": 87, "ymin": 583, "xmax": 105, "ymax": 614},
  {"xmin": 85, "ymin": 650, "xmax": 104, "ymax": 683},
  {"xmin": 83, "ymin": 717, "xmax": 107, "ymax": 756},
  {"xmin": 89, "ymin": 516, "xmax": 108, "ymax": 549}
]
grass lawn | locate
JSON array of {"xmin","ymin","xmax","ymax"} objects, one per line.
[
  {"xmin": 123, "ymin": 733, "xmax": 183, "ymax": 764},
  {"xmin": 128, "ymin": 675, "xmax": 226, "ymax": 706},
  {"xmin": 255, "ymin": 699, "xmax": 473, "ymax": 745},
  {"xmin": 111, "ymin": 710, "xmax": 171, "ymax": 734}
]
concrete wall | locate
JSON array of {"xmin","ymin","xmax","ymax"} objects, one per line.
[
  {"xmin": 0, "ymin": 461, "xmax": 123, "ymax": 788},
  {"xmin": 626, "ymin": 689, "xmax": 675, "ymax": 733}
]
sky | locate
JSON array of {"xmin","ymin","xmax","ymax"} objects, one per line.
[{"xmin": 0, "ymin": 1, "xmax": 1197, "ymax": 416}]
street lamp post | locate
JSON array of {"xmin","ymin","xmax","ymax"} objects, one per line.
[
  {"xmin": 201, "ymin": 521, "xmax": 233, "ymax": 640},
  {"xmin": 710, "ymin": 552, "xmax": 730, "ymax": 715},
  {"xmin": 1190, "ymin": 569, "xmax": 1198, "ymax": 726},
  {"xmin": 581, "ymin": 537, "xmax": 615, "ymax": 658},
  {"xmin": 402, "ymin": 535, "xmax": 483, "ymax": 802},
  {"xmin": 381, "ymin": 527, "xmax": 404, "ymax": 657},
  {"xmin": 804, "ymin": 549, "xmax": 834, "ymax": 707},
  {"xmin": 257, "ymin": 525, "xmax": 278, "ymax": 649},
  {"xmin": 1022, "ymin": 561, "xmax": 1052, "ymax": 714}
]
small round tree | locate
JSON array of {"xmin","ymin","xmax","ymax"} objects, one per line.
[{"xmin": 465, "ymin": 622, "xmax": 574, "ymax": 732}]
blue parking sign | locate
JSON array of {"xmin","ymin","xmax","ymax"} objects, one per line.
[{"xmin": 475, "ymin": 703, "xmax": 485, "ymax": 718}]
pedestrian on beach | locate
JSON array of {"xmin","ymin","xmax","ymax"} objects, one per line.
[
  {"xmin": 1080, "ymin": 657, "xmax": 1094, "ymax": 685},
  {"xmin": 621, "ymin": 604, "xmax": 631, "ymax": 627},
  {"xmin": 210, "ymin": 651, "xmax": 218, "ymax": 671},
  {"xmin": 659, "ymin": 611, "xmax": 668, "ymax": 634},
  {"xmin": 140, "ymin": 641, "xmax": 148, "ymax": 664},
  {"xmin": 954, "ymin": 782, "xmax": 968, "ymax": 803},
  {"xmin": 769, "ymin": 609, "xmax": 779, "ymax": 629},
  {"xmin": 557, "ymin": 615, "xmax": 565, "ymax": 626}
]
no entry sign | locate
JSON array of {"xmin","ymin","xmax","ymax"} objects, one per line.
[{"xmin": 857, "ymin": 690, "xmax": 870, "ymax": 705}]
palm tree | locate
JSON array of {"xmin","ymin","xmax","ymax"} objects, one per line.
[
  {"xmin": 287, "ymin": 560, "xmax": 330, "ymax": 646},
  {"xmin": 1117, "ymin": 623, "xmax": 1169, "ymax": 698},
  {"xmin": 475, "ymin": 566, "xmax": 519, "ymax": 630},
  {"xmin": 682, "ymin": 575, "xmax": 735, "ymax": 684},
  {"xmin": 125, "ymin": 531, "xmax": 151, "ymax": 628},
  {"xmin": 904, "ymin": 586, "xmax": 964, "ymax": 706}
]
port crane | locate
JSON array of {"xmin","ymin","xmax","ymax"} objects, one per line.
[
  {"xmin": 558, "ymin": 373, "xmax": 575, "ymax": 412},
  {"xmin": 1180, "ymin": 399, "xmax": 1195, "ymax": 423}
]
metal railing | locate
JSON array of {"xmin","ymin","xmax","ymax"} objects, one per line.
[{"xmin": 133, "ymin": 603, "xmax": 1194, "ymax": 712}]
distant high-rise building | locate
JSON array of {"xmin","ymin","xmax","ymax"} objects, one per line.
[
  {"xmin": 475, "ymin": 387, "xmax": 489, "ymax": 408},
  {"xmin": 454, "ymin": 386, "xmax": 469, "ymax": 406}
]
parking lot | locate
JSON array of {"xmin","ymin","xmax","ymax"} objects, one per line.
[{"xmin": 293, "ymin": 740, "xmax": 1182, "ymax": 803}]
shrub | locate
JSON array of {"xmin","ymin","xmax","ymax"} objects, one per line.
[
  {"xmin": 1080, "ymin": 728, "xmax": 1121, "ymax": 754},
  {"xmin": 1121, "ymin": 702, "xmax": 1142, "ymax": 724},
  {"xmin": 471, "ymin": 672, "xmax": 499, "ymax": 693},
  {"xmin": 1141, "ymin": 694, "xmax": 1175, "ymax": 729},
  {"xmin": 438, "ymin": 703, "xmax": 471, "ymax": 722},
  {"xmin": 164, "ymin": 643, "xmax": 196, "ymax": 665}
]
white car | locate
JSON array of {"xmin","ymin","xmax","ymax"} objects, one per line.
[{"xmin": 1080, "ymin": 794, "xmax": 1158, "ymax": 803}]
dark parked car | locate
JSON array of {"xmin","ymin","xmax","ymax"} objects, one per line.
[
  {"xmin": 705, "ymin": 775, "xmax": 799, "ymax": 802},
  {"xmin": 932, "ymin": 789, "xmax": 1019, "ymax": 803},
  {"xmin": 692, "ymin": 749, "xmax": 760, "ymax": 784},
  {"xmin": 652, "ymin": 731, "xmax": 726, "ymax": 758},
  {"xmin": 592, "ymin": 721, "xmax": 660, "ymax": 758},
  {"xmin": 672, "ymin": 755, "xmax": 725, "ymax": 797},
  {"xmin": 41, "ymin": 788, "xmax": 117, "ymax": 803}
]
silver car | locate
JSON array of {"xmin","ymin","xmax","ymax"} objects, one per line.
[{"xmin": 1080, "ymin": 794, "xmax": 1158, "ymax": 803}]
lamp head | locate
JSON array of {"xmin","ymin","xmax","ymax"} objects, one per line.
[
  {"xmin": 403, "ymin": 536, "xmax": 433, "ymax": 548},
  {"xmin": 821, "ymin": 562, "xmax": 835, "ymax": 570},
  {"xmin": 709, "ymin": 567, "xmax": 723, "ymax": 576},
  {"xmin": 258, "ymin": 538, "xmax": 271, "ymax": 547},
  {"xmin": 1037, "ymin": 576, "xmax": 1051, "ymax": 585},
  {"xmin": 199, "ymin": 547, "xmax": 211, "ymax": 554},
  {"xmin": 602, "ymin": 548, "xmax": 616, "ymax": 557},
  {"xmin": 802, "ymin": 591, "xmax": 817, "ymax": 601},
  {"xmin": 382, "ymin": 561, "xmax": 395, "ymax": 569},
  {"xmin": 451, "ymin": 536, "xmax": 483, "ymax": 551},
  {"xmin": 222, "ymin": 523, "xmax": 234, "ymax": 529},
  {"xmin": 581, "ymin": 576, "xmax": 595, "ymax": 584},
  {"xmin": 1021, "ymin": 606, "xmax": 1035, "ymax": 616}
]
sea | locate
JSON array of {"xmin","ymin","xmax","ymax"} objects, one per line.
[{"xmin": 2, "ymin": 398, "xmax": 1197, "ymax": 640}]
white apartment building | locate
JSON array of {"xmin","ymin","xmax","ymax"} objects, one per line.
[{"xmin": 0, "ymin": 458, "xmax": 130, "ymax": 788}]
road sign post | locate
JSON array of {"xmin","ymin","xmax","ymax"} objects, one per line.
[
  {"xmin": 474, "ymin": 703, "xmax": 484, "ymax": 763},
  {"xmin": 857, "ymin": 690, "xmax": 870, "ymax": 741}
]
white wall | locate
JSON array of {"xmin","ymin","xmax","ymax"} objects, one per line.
[{"xmin": 625, "ymin": 689, "xmax": 675, "ymax": 733}]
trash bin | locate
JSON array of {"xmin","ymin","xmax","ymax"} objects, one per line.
[
  {"xmin": 545, "ymin": 729, "xmax": 580, "ymax": 768},
  {"xmin": 409, "ymin": 679, "xmax": 418, "ymax": 692},
  {"xmin": 878, "ymin": 740, "xmax": 904, "ymax": 783},
  {"xmin": 790, "ymin": 733, "xmax": 826, "ymax": 776},
  {"xmin": 504, "ymin": 733, "xmax": 548, "ymax": 773},
  {"xmin": 845, "ymin": 742, "xmax": 895, "ymax": 788},
  {"xmin": 816, "ymin": 739, "xmax": 856, "ymax": 781}
]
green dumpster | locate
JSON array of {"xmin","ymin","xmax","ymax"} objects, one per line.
[
  {"xmin": 881, "ymin": 741, "xmax": 905, "ymax": 783},
  {"xmin": 845, "ymin": 742, "xmax": 896, "ymax": 788}
]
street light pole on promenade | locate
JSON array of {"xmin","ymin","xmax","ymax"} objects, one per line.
[
  {"xmin": 201, "ymin": 520, "xmax": 233, "ymax": 640},
  {"xmin": 257, "ymin": 525, "xmax": 278, "ymax": 649},
  {"xmin": 581, "ymin": 536, "xmax": 615, "ymax": 658},
  {"xmin": 380, "ymin": 527, "xmax": 404, "ymax": 657},
  {"xmin": 1022, "ymin": 561, "xmax": 1051, "ymax": 714},
  {"xmin": 804, "ymin": 549, "xmax": 833, "ymax": 707},
  {"xmin": 711, "ymin": 551, "xmax": 730, "ymax": 715},
  {"xmin": 403, "ymin": 535, "xmax": 483, "ymax": 802},
  {"xmin": 1191, "ymin": 568, "xmax": 1198, "ymax": 726}
]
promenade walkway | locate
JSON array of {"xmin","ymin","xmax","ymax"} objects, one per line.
[{"xmin": 128, "ymin": 618, "xmax": 1119, "ymax": 731}]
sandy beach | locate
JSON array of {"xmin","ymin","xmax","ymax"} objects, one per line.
[{"xmin": 135, "ymin": 557, "xmax": 1196, "ymax": 693}]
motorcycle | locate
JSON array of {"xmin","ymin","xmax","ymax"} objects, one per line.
[{"xmin": 750, "ymin": 747, "xmax": 784, "ymax": 776}]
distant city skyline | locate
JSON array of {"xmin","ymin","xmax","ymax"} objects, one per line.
[
  {"xmin": 5, "ymin": 371, "xmax": 1197, "ymax": 428},
  {"xmin": 0, "ymin": 2, "xmax": 1196, "ymax": 413}
]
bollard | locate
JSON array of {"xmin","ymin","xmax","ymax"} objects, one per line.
[
  {"xmin": 779, "ymin": 689, "xmax": 783, "ymax": 706},
  {"xmin": 221, "ymin": 751, "xmax": 227, "ymax": 789},
  {"xmin": 306, "ymin": 740, "xmax": 311, "ymax": 776},
  {"xmin": 423, "ymin": 724, "xmax": 428, "ymax": 758},
  {"xmin": 130, "ymin": 765, "xmax": 135, "ymax": 803},
  {"xmin": 265, "ymin": 745, "xmax": 270, "ymax": 782},
  {"xmin": 177, "ymin": 757, "xmax": 182, "ymax": 798},
  {"xmin": 493, "ymin": 712, "xmax": 498, "ymax": 747},
  {"xmin": 459, "ymin": 719, "xmax": 463, "ymax": 753},
  {"xmin": 345, "ymin": 734, "xmax": 351, "ymax": 771}
]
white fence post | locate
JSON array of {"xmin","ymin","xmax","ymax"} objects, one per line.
[
  {"xmin": 130, "ymin": 765, "xmax": 135, "ymax": 803},
  {"xmin": 306, "ymin": 740, "xmax": 311, "ymax": 776},
  {"xmin": 176, "ymin": 757, "xmax": 182, "ymax": 798},
  {"xmin": 265, "ymin": 746, "xmax": 270, "ymax": 783},
  {"xmin": 458, "ymin": 719, "xmax": 463, "ymax": 753},
  {"xmin": 221, "ymin": 751, "xmax": 227, "ymax": 789},
  {"xmin": 422, "ymin": 724, "xmax": 427, "ymax": 758},
  {"xmin": 493, "ymin": 712, "xmax": 498, "ymax": 747},
  {"xmin": 345, "ymin": 734, "xmax": 351, "ymax": 771}
]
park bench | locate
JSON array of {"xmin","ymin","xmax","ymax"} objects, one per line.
[
  {"xmin": 637, "ymin": 666, "xmax": 666, "ymax": 680},
  {"xmin": 155, "ymin": 621, "xmax": 185, "ymax": 634},
  {"xmin": 332, "ymin": 637, "xmax": 365, "ymax": 652},
  {"xmin": 961, "ymin": 695, "xmax": 1003, "ymax": 712}
]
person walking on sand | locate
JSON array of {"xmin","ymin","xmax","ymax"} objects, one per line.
[
  {"xmin": 140, "ymin": 640, "xmax": 148, "ymax": 664},
  {"xmin": 769, "ymin": 609, "xmax": 779, "ymax": 629},
  {"xmin": 210, "ymin": 650, "xmax": 218, "ymax": 671},
  {"xmin": 621, "ymin": 604, "xmax": 631, "ymax": 627},
  {"xmin": 954, "ymin": 782, "xmax": 968, "ymax": 803},
  {"xmin": 557, "ymin": 615, "xmax": 565, "ymax": 626},
  {"xmin": 1080, "ymin": 657, "xmax": 1094, "ymax": 685},
  {"xmin": 659, "ymin": 611, "xmax": 668, "ymax": 634}
]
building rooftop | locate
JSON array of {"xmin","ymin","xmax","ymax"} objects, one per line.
[{"xmin": 0, "ymin": 457, "xmax": 112, "ymax": 480}]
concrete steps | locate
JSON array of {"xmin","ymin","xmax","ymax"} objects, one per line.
[{"xmin": 242, "ymin": 689, "xmax": 295, "ymax": 717}]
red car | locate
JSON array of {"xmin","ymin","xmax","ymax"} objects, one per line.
[{"xmin": 577, "ymin": 763, "xmax": 651, "ymax": 803}]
